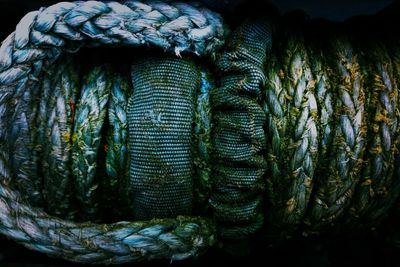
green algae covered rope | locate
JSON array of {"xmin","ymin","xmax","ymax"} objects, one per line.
[
  {"xmin": 302, "ymin": 36, "xmax": 338, "ymax": 233},
  {"xmin": 348, "ymin": 42, "xmax": 399, "ymax": 227},
  {"xmin": 306, "ymin": 36, "xmax": 368, "ymax": 231},
  {"xmin": 0, "ymin": 0, "xmax": 226, "ymax": 263},
  {"xmin": 72, "ymin": 65, "xmax": 112, "ymax": 220},
  {"xmin": 6, "ymin": 76, "xmax": 43, "ymax": 207},
  {"xmin": 39, "ymin": 57, "xmax": 80, "ymax": 218},
  {"xmin": 265, "ymin": 29, "xmax": 318, "ymax": 239},
  {"xmin": 105, "ymin": 71, "xmax": 132, "ymax": 217}
]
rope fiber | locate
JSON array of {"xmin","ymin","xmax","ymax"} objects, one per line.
[{"xmin": 1, "ymin": 0, "xmax": 400, "ymax": 264}]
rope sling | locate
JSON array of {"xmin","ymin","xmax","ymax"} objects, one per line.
[{"xmin": 1, "ymin": 0, "xmax": 400, "ymax": 264}]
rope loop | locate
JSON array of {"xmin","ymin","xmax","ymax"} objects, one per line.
[{"xmin": 0, "ymin": 0, "xmax": 227, "ymax": 263}]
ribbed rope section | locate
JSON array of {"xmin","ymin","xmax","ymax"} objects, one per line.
[
  {"xmin": 305, "ymin": 36, "xmax": 368, "ymax": 231},
  {"xmin": 128, "ymin": 55, "xmax": 199, "ymax": 220},
  {"xmin": 38, "ymin": 57, "xmax": 80, "ymax": 218},
  {"xmin": 72, "ymin": 65, "xmax": 112, "ymax": 220},
  {"xmin": 105, "ymin": 71, "xmax": 132, "ymax": 218},
  {"xmin": 0, "ymin": 0, "xmax": 225, "ymax": 263},
  {"xmin": 348, "ymin": 42, "xmax": 400, "ymax": 227},
  {"xmin": 0, "ymin": 180, "xmax": 215, "ymax": 264},
  {"xmin": 210, "ymin": 19, "xmax": 271, "ymax": 239},
  {"xmin": 0, "ymin": 1, "xmax": 226, "ymax": 87},
  {"xmin": 264, "ymin": 28, "xmax": 318, "ymax": 239}
]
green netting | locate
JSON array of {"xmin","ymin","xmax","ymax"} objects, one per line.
[{"xmin": 128, "ymin": 55, "xmax": 200, "ymax": 220}]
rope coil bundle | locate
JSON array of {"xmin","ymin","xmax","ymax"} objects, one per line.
[
  {"xmin": 264, "ymin": 20, "xmax": 400, "ymax": 238},
  {"xmin": 2, "ymin": 0, "xmax": 400, "ymax": 264}
]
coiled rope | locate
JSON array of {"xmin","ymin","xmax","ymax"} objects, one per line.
[
  {"xmin": 265, "ymin": 27, "xmax": 319, "ymax": 239},
  {"xmin": 0, "ymin": 0, "xmax": 226, "ymax": 263},
  {"xmin": 264, "ymin": 20, "xmax": 400, "ymax": 239},
  {"xmin": 2, "ymin": 0, "xmax": 400, "ymax": 264}
]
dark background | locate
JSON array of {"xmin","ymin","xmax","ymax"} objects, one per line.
[
  {"xmin": 275, "ymin": 0, "xmax": 394, "ymax": 20},
  {"xmin": 1, "ymin": 0, "xmax": 400, "ymax": 266}
]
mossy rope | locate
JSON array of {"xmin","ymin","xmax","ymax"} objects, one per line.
[{"xmin": 0, "ymin": 1, "xmax": 229, "ymax": 264}]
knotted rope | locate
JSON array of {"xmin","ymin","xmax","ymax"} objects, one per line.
[{"xmin": 0, "ymin": 0, "xmax": 226, "ymax": 263}]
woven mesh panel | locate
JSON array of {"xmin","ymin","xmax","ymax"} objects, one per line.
[
  {"xmin": 128, "ymin": 55, "xmax": 200, "ymax": 220},
  {"xmin": 210, "ymin": 20, "xmax": 271, "ymax": 238}
]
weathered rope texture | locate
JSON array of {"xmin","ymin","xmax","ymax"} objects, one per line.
[
  {"xmin": 211, "ymin": 19, "xmax": 272, "ymax": 239},
  {"xmin": 0, "ymin": 0, "xmax": 226, "ymax": 263},
  {"xmin": 38, "ymin": 57, "xmax": 80, "ymax": 219},
  {"xmin": 347, "ymin": 42, "xmax": 400, "ymax": 226},
  {"xmin": 306, "ymin": 36, "xmax": 367, "ymax": 231},
  {"xmin": 105, "ymin": 70, "xmax": 132, "ymax": 218},
  {"xmin": 265, "ymin": 28, "xmax": 318, "ymax": 239},
  {"xmin": 0, "ymin": 183, "xmax": 215, "ymax": 264},
  {"xmin": 128, "ymin": 55, "xmax": 199, "ymax": 220},
  {"xmin": 3, "ymin": 53, "xmax": 43, "ymax": 207},
  {"xmin": 72, "ymin": 65, "xmax": 112, "ymax": 220},
  {"xmin": 262, "ymin": 21, "xmax": 400, "ymax": 239},
  {"xmin": 3, "ymin": 0, "xmax": 400, "ymax": 263}
]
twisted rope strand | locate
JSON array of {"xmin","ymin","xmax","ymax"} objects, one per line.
[
  {"xmin": 6, "ymin": 67, "xmax": 43, "ymax": 207},
  {"xmin": 302, "ymin": 39, "xmax": 337, "ymax": 232},
  {"xmin": 306, "ymin": 37, "xmax": 367, "ymax": 230},
  {"xmin": 0, "ymin": 1, "xmax": 226, "ymax": 87},
  {"xmin": 347, "ymin": 43, "xmax": 398, "ymax": 226},
  {"xmin": 105, "ymin": 71, "xmax": 132, "ymax": 218},
  {"xmin": 72, "ymin": 65, "xmax": 112, "ymax": 220},
  {"xmin": 0, "ymin": 178, "xmax": 215, "ymax": 264},
  {"xmin": 307, "ymin": 44, "xmax": 336, "ymax": 174},
  {"xmin": 39, "ymin": 58, "xmax": 80, "ymax": 218},
  {"xmin": 265, "ymin": 31, "xmax": 319, "ymax": 238}
]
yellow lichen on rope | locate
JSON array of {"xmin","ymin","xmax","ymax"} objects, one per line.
[
  {"xmin": 305, "ymin": 35, "xmax": 367, "ymax": 231},
  {"xmin": 38, "ymin": 57, "xmax": 80, "ymax": 219},
  {"xmin": 265, "ymin": 28, "xmax": 318, "ymax": 239},
  {"xmin": 347, "ymin": 42, "xmax": 399, "ymax": 227}
]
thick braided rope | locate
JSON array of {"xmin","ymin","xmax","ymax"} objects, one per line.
[
  {"xmin": 0, "ymin": 0, "xmax": 226, "ymax": 263},
  {"xmin": 0, "ymin": 177, "xmax": 215, "ymax": 264},
  {"xmin": 39, "ymin": 58, "xmax": 79, "ymax": 218},
  {"xmin": 380, "ymin": 40, "xmax": 400, "ymax": 248},
  {"xmin": 105, "ymin": 71, "xmax": 132, "ymax": 218},
  {"xmin": 310, "ymin": 51, "xmax": 335, "ymax": 163},
  {"xmin": 348, "ymin": 42, "xmax": 399, "ymax": 226},
  {"xmin": 380, "ymin": 40, "xmax": 400, "ymax": 222},
  {"xmin": 306, "ymin": 36, "xmax": 367, "ymax": 231},
  {"xmin": 5, "ymin": 64, "xmax": 43, "ymax": 207},
  {"xmin": 301, "ymin": 38, "xmax": 337, "ymax": 232},
  {"xmin": 264, "ymin": 30, "xmax": 318, "ymax": 239},
  {"xmin": 72, "ymin": 65, "xmax": 112, "ymax": 220},
  {"xmin": 0, "ymin": 0, "xmax": 225, "ymax": 85}
]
